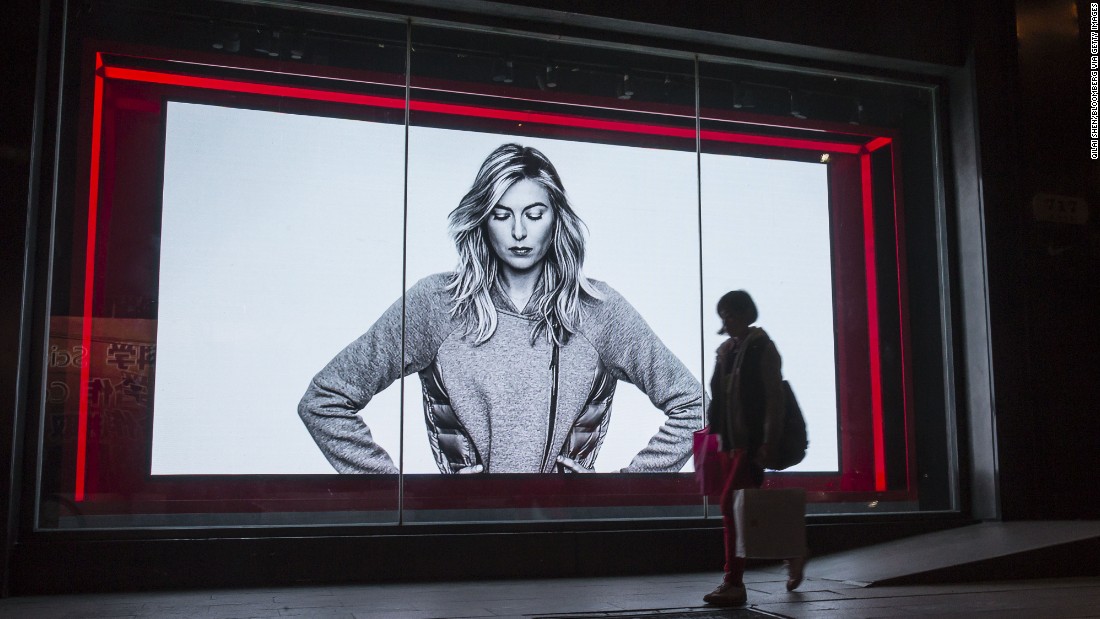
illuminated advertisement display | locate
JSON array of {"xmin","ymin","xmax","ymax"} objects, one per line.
[
  {"xmin": 40, "ymin": 42, "xmax": 918, "ymax": 528},
  {"xmin": 149, "ymin": 102, "xmax": 838, "ymax": 475}
]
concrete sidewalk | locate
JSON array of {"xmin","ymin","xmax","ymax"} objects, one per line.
[{"xmin": 1, "ymin": 568, "xmax": 1098, "ymax": 618}]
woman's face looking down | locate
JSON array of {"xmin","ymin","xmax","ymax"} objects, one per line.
[{"xmin": 486, "ymin": 178, "xmax": 556, "ymax": 275}]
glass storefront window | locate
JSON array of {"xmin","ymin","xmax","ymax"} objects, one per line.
[
  {"xmin": 38, "ymin": 1, "xmax": 410, "ymax": 529},
  {"xmin": 33, "ymin": 0, "xmax": 956, "ymax": 530}
]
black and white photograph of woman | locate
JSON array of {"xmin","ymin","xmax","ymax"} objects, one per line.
[
  {"xmin": 299, "ymin": 143, "xmax": 703, "ymax": 474},
  {"xmin": 151, "ymin": 104, "xmax": 834, "ymax": 477}
]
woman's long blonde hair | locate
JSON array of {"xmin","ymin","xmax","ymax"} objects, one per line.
[{"xmin": 447, "ymin": 143, "xmax": 601, "ymax": 345}]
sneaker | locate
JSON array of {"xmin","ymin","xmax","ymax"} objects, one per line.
[
  {"xmin": 786, "ymin": 555, "xmax": 806, "ymax": 591},
  {"xmin": 703, "ymin": 581, "xmax": 747, "ymax": 606}
]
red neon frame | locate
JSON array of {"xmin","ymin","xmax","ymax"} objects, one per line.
[
  {"xmin": 100, "ymin": 64, "xmax": 867, "ymax": 155},
  {"xmin": 860, "ymin": 151, "xmax": 886, "ymax": 492},
  {"xmin": 72, "ymin": 51, "xmax": 905, "ymax": 504},
  {"xmin": 868, "ymin": 135, "xmax": 915, "ymax": 488},
  {"xmin": 75, "ymin": 54, "xmax": 106, "ymax": 502}
]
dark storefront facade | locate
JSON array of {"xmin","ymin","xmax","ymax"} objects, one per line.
[{"xmin": 3, "ymin": 0, "xmax": 1097, "ymax": 595}]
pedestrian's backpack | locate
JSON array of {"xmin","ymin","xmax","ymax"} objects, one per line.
[{"xmin": 768, "ymin": 381, "xmax": 808, "ymax": 470}]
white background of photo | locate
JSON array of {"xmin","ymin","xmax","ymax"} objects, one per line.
[
  {"xmin": 700, "ymin": 154, "xmax": 837, "ymax": 471},
  {"xmin": 151, "ymin": 101, "xmax": 838, "ymax": 474}
]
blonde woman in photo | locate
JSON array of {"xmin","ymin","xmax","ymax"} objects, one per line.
[{"xmin": 300, "ymin": 143, "xmax": 701, "ymax": 474}]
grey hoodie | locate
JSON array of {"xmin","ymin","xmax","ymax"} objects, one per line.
[{"xmin": 299, "ymin": 273, "xmax": 702, "ymax": 473}]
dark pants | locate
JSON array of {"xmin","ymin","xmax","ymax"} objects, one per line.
[{"xmin": 718, "ymin": 448, "xmax": 765, "ymax": 584}]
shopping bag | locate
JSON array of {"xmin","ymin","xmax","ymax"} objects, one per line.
[
  {"xmin": 692, "ymin": 427, "xmax": 723, "ymax": 495},
  {"xmin": 733, "ymin": 488, "xmax": 807, "ymax": 559}
]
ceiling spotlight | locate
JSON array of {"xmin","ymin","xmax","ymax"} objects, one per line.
[
  {"xmin": 541, "ymin": 63, "xmax": 558, "ymax": 89},
  {"xmin": 616, "ymin": 73, "xmax": 634, "ymax": 100},
  {"xmin": 820, "ymin": 153, "xmax": 831, "ymax": 164},
  {"xmin": 789, "ymin": 89, "xmax": 807, "ymax": 119},
  {"xmin": 224, "ymin": 31, "xmax": 241, "ymax": 53},
  {"xmin": 210, "ymin": 22, "xmax": 241, "ymax": 52},
  {"xmin": 849, "ymin": 100, "xmax": 864, "ymax": 125},
  {"xmin": 662, "ymin": 74, "xmax": 681, "ymax": 100},
  {"xmin": 732, "ymin": 82, "xmax": 755, "ymax": 109},
  {"xmin": 492, "ymin": 58, "xmax": 515, "ymax": 84},
  {"xmin": 253, "ymin": 28, "xmax": 274, "ymax": 55},
  {"xmin": 267, "ymin": 30, "xmax": 282, "ymax": 57},
  {"xmin": 288, "ymin": 32, "xmax": 306, "ymax": 60}
]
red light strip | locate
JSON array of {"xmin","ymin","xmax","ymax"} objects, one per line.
[
  {"xmin": 864, "ymin": 136, "xmax": 892, "ymax": 152},
  {"xmin": 700, "ymin": 128, "xmax": 861, "ymax": 153},
  {"xmin": 878, "ymin": 141, "xmax": 914, "ymax": 490},
  {"xmin": 78, "ymin": 58, "xmax": 897, "ymax": 497},
  {"xmin": 861, "ymin": 153, "xmax": 887, "ymax": 492},
  {"xmin": 76, "ymin": 55, "xmax": 107, "ymax": 502},
  {"xmin": 102, "ymin": 66, "xmax": 408, "ymax": 111},
  {"xmin": 864, "ymin": 136, "xmax": 909, "ymax": 492},
  {"xmin": 101, "ymin": 65, "xmax": 864, "ymax": 154}
]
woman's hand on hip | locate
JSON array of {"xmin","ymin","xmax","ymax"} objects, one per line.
[{"xmin": 556, "ymin": 455, "xmax": 594, "ymax": 473}]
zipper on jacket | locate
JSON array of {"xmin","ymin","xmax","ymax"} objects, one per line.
[{"xmin": 541, "ymin": 339, "xmax": 561, "ymax": 473}]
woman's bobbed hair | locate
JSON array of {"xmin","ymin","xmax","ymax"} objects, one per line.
[
  {"xmin": 447, "ymin": 143, "xmax": 601, "ymax": 345},
  {"xmin": 717, "ymin": 290, "xmax": 758, "ymax": 324}
]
